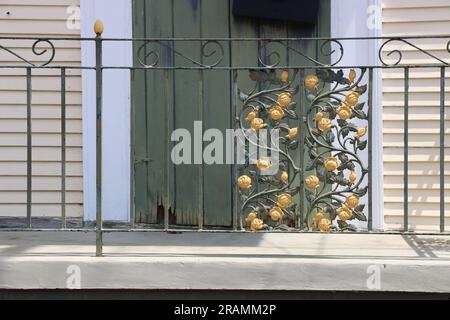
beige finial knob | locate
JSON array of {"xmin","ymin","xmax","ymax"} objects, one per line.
[{"xmin": 94, "ymin": 20, "xmax": 104, "ymax": 35}]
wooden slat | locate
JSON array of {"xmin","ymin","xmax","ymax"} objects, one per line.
[
  {"xmin": 172, "ymin": 0, "xmax": 201, "ymax": 226},
  {"xmin": 0, "ymin": 161, "xmax": 82, "ymax": 176},
  {"xmin": 201, "ymin": 0, "xmax": 232, "ymax": 227},
  {"xmin": 0, "ymin": 204, "xmax": 82, "ymax": 217},
  {"xmin": 0, "ymin": 176, "xmax": 82, "ymax": 191}
]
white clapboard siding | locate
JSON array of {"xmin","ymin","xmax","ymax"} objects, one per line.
[
  {"xmin": 0, "ymin": 0, "xmax": 82, "ymax": 218},
  {"xmin": 382, "ymin": 0, "xmax": 450, "ymax": 231}
]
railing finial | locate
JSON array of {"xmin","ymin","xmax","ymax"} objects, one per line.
[{"xmin": 94, "ymin": 19, "xmax": 104, "ymax": 35}]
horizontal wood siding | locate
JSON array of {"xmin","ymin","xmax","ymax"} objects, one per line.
[
  {"xmin": 382, "ymin": 0, "xmax": 450, "ymax": 231},
  {"xmin": 0, "ymin": 0, "xmax": 82, "ymax": 217}
]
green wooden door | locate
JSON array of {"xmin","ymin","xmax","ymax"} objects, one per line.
[{"xmin": 132, "ymin": 0, "xmax": 331, "ymax": 227}]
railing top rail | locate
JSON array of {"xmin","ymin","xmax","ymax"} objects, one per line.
[
  {"xmin": 1, "ymin": 35, "xmax": 450, "ymax": 41},
  {"xmin": 1, "ymin": 34, "xmax": 450, "ymax": 68}
]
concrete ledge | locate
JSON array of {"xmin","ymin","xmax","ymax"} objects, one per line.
[{"xmin": 0, "ymin": 232, "xmax": 449, "ymax": 292}]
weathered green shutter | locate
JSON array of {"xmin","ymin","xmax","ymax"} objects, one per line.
[{"xmin": 132, "ymin": 0, "xmax": 331, "ymax": 227}]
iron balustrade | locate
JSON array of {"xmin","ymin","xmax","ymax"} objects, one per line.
[{"xmin": 0, "ymin": 28, "xmax": 449, "ymax": 256}]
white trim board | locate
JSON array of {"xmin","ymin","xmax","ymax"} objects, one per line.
[
  {"xmin": 331, "ymin": 0, "xmax": 384, "ymax": 230},
  {"xmin": 80, "ymin": 0, "xmax": 133, "ymax": 221}
]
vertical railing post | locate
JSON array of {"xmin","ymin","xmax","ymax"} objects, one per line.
[
  {"xmin": 94, "ymin": 20, "xmax": 104, "ymax": 257},
  {"xmin": 26, "ymin": 67, "xmax": 32, "ymax": 229},
  {"xmin": 61, "ymin": 67, "xmax": 67, "ymax": 229},
  {"xmin": 368, "ymin": 67, "xmax": 374, "ymax": 232},
  {"xmin": 440, "ymin": 66, "xmax": 446, "ymax": 233},
  {"xmin": 404, "ymin": 67, "xmax": 409, "ymax": 232}
]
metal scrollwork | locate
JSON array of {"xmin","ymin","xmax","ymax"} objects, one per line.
[
  {"xmin": 303, "ymin": 68, "xmax": 369, "ymax": 232},
  {"xmin": 379, "ymin": 38, "xmax": 450, "ymax": 66},
  {"xmin": 258, "ymin": 39, "xmax": 344, "ymax": 67},
  {"xmin": 0, "ymin": 39, "xmax": 55, "ymax": 67},
  {"xmin": 137, "ymin": 40, "xmax": 224, "ymax": 68},
  {"xmin": 237, "ymin": 67, "xmax": 369, "ymax": 232},
  {"xmin": 237, "ymin": 69, "xmax": 301, "ymax": 232}
]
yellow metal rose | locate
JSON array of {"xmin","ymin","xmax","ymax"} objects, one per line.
[
  {"xmin": 245, "ymin": 111, "xmax": 257, "ymax": 122},
  {"xmin": 345, "ymin": 91, "xmax": 359, "ymax": 106},
  {"xmin": 276, "ymin": 193, "xmax": 292, "ymax": 209},
  {"xmin": 277, "ymin": 92, "xmax": 292, "ymax": 108},
  {"xmin": 349, "ymin": 170, "xmax": 357, "ymax": 185},
  {"xmin": 305, "ymin": 175, "xmax": 320, "ymax": 189},
  {"xmin": 251, "ymin": 118, "xmax": 265, "ymax": 130},
  {"xmin": 269, "ymin": 106, "xmax": 285, "ymax": 121},
  {"xmin": 251, "ymin": 218, "xmax": 264, "ymax": 232},
  {"xmin": 238, "ymin": 175, "xmax": 252, "ymax": 189},
  {"xmin": 269, "ymin": 207, "xmax": 284, "ymax": 222},
  {"xmin": 314, "ymin": 210, "xmax": 325, "ymax": 226},
  {"xmin": 280, "ymin": 171, "xmax": 289, "ymax": 184},
  {"xmin": 356, "ymin": 127, "xmax": 367, "ymax": 138},
  {"xmin": 337, "ymin": 105, "xmax": 352, "ymax": 121},
  {"xmin": 315, "ymin": 112, "xmax": 324, "ymax": 122},
  {"xmin": 256, "ymin": 159, "xmax": 271, "ymax": 171},
  {"xmin": 318, "ymin": 218, "xmax": 332, "ymax": 232},
  {"xmin": 338, "ymin": 207, "xmax": 353, "ymax": 222},
  {"xmin": 245, "ymin": 212, "xmax": 257, "ymax": 224},
  {"xmin": 318, "ymin": 117, "xmax": 332, "ymax": 132},
  {"xmin": 348, "ymin": 69, "xmax": 357, "ymax": 83},
  {"xmin": 345, "ymin": 195, "xmax": 359, "ymax": 209},
  {"xmin": 287, "ymin": 127, "xmax": 298, "ymax": 140},
  {"xmin": 280, "ymin": 70, "xmax": 289, "ymax": 83},
  {"xmin": 304, "ymin": 74, "xmax": 319, "ymax": 90},
  {"xmin": 324, "ymin": 157, "xmax": 339, "ymax": 172}
]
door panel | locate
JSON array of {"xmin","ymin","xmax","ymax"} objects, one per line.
[{"xmin": 132, "ymin": 0, "xmax": 331, "ymax": 227}]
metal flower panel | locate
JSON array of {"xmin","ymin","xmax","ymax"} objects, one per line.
[{"xmin": 237, "ymin": 68, "xmax": 369, "ymax": 232}]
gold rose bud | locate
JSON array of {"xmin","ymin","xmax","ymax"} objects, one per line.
[
  {"xmin": 338, "ymin": 207, "xmax": 353, "ymax": 222},
  {"xmin": 287, "ymin": 127, "xmax": 298, "ymax": 140},
  {"xmin": 315, "ymin": 112, "xmax": 324, "ymax": 122},
  {"xmin": 280, "ymin": 70, "xmax": 289, "ymax": 83},
  {"xmin": 276, "ymin": 193, "xmax": 292, "ymax": 209},
  {"xmin": 349, "ymin": 170, "xmax": 357, "ymax": 185},
  {"xmin": 245, "ymin": 111, "xmax": 257, "ymax": 122},
  {"xmin": 305, "ymin": 175, "xmax": 320, "ymax": 189},
  {"xmin": 251, "ymin": 118, "xmax": 265, "ymax": 130},
  {"xmin": 250, "ymin": 218, "xmax": 264, "ymax": 232},
  {"xmin": 348, "ymin": 69, "xmax": 357, "ymax": 83},
  {"xmin": 345, "ymin": 195, "xmax": 359, "ymax": 209},
  {"xmin": 245, "ymin": 212, "xmax": 257, "ymax": 224},
  {"xmin": 345, "ymin": 91, "xmax": 359, "ymax": 107},
  {"xmin": 324, "ymin": 157, "xmax": 339, "ymax": 172},
  {"xmin": 269, "ymin": 207, "xmax": 284, "ymax": 222},
  {"xmin": 269, "ymin": 106, "xmax": 285, "ymax": 121},
  {"xmin": 256, "ymin": 159, "xmax": 271, "ymax": 171},
  {"xmin": 318, "ymin": 117, "xmax": 332, "ymax": 132},
  {"xmin": 314, "ymin": 210, "xmax": 325, "ymax": 226},
  {"xmin": 356, "ymin": 127, "xmax": 367, "ymax": 139},
  {"xmin": 280, "ymin": 171, "xmax": 289, "ymax": 184},
  {"xmin": 237, "ymin": 175, "xmax": 252, "ymax": 189},
  {"xmin": 277, "ymin": 92, "xmax": 292, "ymax": 108},
  {"xmin": 304, "ymin": 74, "xmax": 319, "ymax": 90},
  {"xmin": 337, "ymin": 105, "xmax": 352, "ymax": 121},
  {"xmin": 318, "ymin": 218, "xmax": 332, "ymax": 232}
]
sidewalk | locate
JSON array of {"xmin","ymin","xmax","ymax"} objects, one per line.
[{"xmin": 0, "ymin": 232, "xmax": 449, "ymax": 292}]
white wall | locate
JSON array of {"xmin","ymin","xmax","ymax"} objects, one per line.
[
  {"xmin": 331, "ymin": 0, "xmax": 384, "ymax": 230},
  {"xmin": 80, "ymin": 0, "xmax": 133, "ymax": 221}
]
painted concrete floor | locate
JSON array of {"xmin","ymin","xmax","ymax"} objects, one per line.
[{"xmin": 0, "ymin": 231, "xmax": 449, "ymax": 292}]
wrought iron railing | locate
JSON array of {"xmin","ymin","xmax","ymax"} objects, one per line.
[{"xmin": 0, "ymin": 22, "xmax": 449, "ymax": 256}]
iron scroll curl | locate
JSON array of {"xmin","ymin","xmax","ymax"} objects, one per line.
[
  {"xmin": 137, "ymin": 40, "xmax": 224, "ymax": 68},
  {"xmin": 0, "ymin": 39, "xmax": 56, "ymax": 67}
]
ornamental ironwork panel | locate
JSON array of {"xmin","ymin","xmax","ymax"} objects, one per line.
[{"xmin": 237, "ymin": 68, "xmax": 368, "ymax": 232}]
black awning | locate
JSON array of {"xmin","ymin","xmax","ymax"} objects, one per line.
[{"xmin": 232, "ymin": 0, "xmax": 319, "ymax": 24}]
